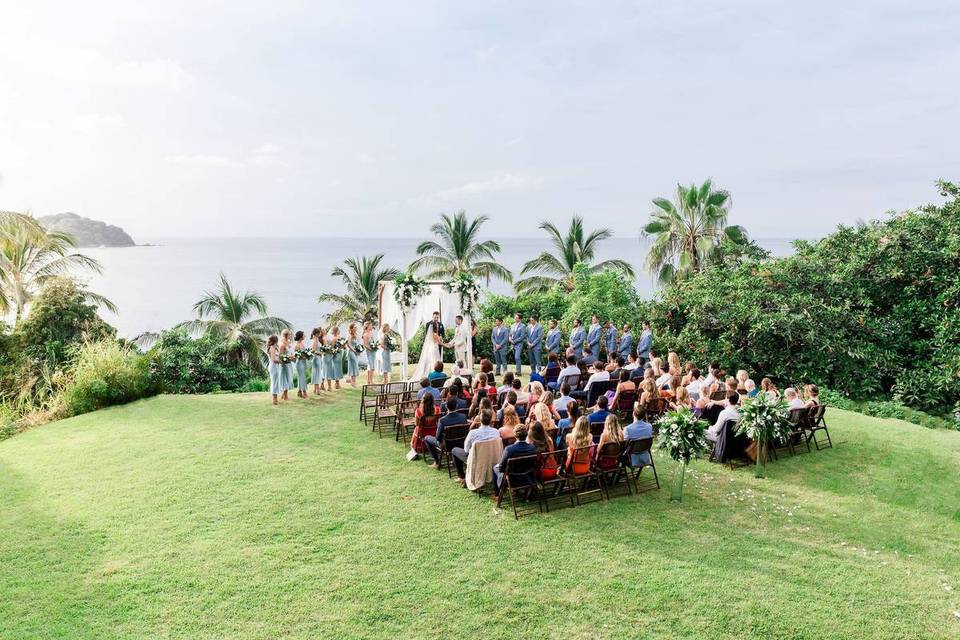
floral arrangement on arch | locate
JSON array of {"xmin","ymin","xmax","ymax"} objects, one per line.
[
  {"xmin": 393, "ymin": 272, "xmax": 429, "ymax": 312},
  {"xmin": 443, "ymin": 272, "xmax": 481, "ymax": 316},
  {"xmin": 655, "ymin": 407, "xmax": 710, "ymax": 464}
]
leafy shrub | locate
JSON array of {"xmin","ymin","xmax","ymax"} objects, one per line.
[
  {"xmin": 59, "ymin": 341, "xmax": 154, "ymax": 417},
  {"xmin": 145, "ymin": 329, "xmax": 258, "ymax": 394},
  {"xmin": 819, "ymin": 388, "xmax": 960, "ymax": 431}
]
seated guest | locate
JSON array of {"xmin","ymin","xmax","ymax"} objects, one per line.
[
  {"xmin": 596, "ymin": 414, "xmax": 625, "ymax": 470},
  {"xmin": 624, "ymin": 405, "xmax": 654, "ymax": 467},
  {"xmin": 527, "ymin": 381, "xmax": 545, "ymax": 405},
  {"xmin": 564, "ymin": 417, "xmax": 594, "ymax": 475},
  {"xmin": 474, "ymin": 372, "xmax": 496, "ymax": 397},
  {"xmin": 528, "ymin": 421, "xmax": 558, "ymax": 481},
  {"xmin": 553, "ymin": 355, "xmax": 581, "ymax": 392},
  {"xmin": 581, "ymin": 347, "xmax": 598, "ymax": 366},
  {"xmin": 681, "ymin": 361, "xmax": 696, "ymax": 386},
  {"xmin": 512, "ymin": 378, "xmax": 530, "ymax": 404},
  {"xmin": 417, "ymin": 377, "xmax": 441, "ymax": 402},
  {"xmin": 685, "ymin": 368, "xmax": 704, "ymax": 399},
  {"xmin": 556, "ymin": 400, "xmax": 580, "ymax": 446},
  {"xmin": 624, "ymin": 353, "xmax": 639, "ymax": 371},
  {"xmin": 736, "ymin": 369, "xmax": 753, "ymax": 392},
  {"xmin": 785, "ymin": 387, "xmax": 805, "ymax": 409},
  {"xmin": 703, "ymin": 363, "xmax": 721, "ymax": 388},
  {"xmin": 725, "ymin": 377, "xmax": 739, "ymax": 397},
  {"xmin": 529, "ymin": 392, "xmax": 559, "ymax": 430},
  {"xmin": 638, "ymin": 378, "xmax": 660, "ymax": 406},
  {"xmin": 451, "ymin": 360, "xmax": 464, "ymax": 377},
  {"xmin": 469, "ymin": 398, "xmax": 493, "ymax": 427},
  {"xmin": 554, "ymin": 383, "xmax": 574, "ymax": 413},
  {"xmin": 497, "ymin": 390, "xmax": 518, "ymax": 423},
  {"xmin": 629, "ymin": 361, "xmax": 646, "ymax": 381},
  {"xmin": 468, "ymin": 389, "xmax": 489, "ymax": 420},
  {"xmin": 497, "ymin": 371, "xmax": 515, "ymax": 396},
  {"xmin": 479, "ymin": 357, "xmax": 494, "ymax": 379},
  {"xmin": 493, "ymin": 423, "xmax": 536, "ymax": 497},
  {"xmin": 804, "ymin": 384, "xmax": 821, "ymax": 408},
  {"xmin": 670, "ymin": 385, "xmax": 691, "ymax": 410},
  {"xmin": 543, "ymin": 352, "xmax": 561, "ymax": 378},
  {"xmin": 428, "ymin": 361, "xmax": 447, "ymax": 383},
  {"xmin": 655, "ymin": 367, "xmax": 672, "ymax": 390},
  {"xmin": 449, "ymin": 378, "xmax": 469, "ymax": 409},
  {"xmin": 760, "ymin": 377, "xmax": 779, "ymax": 400},
  {"xmin": 451, "ymin": 410, "xmax": 500, "ymax": 484},
  {"xmin": 570, "ymin": 361, "xmax": 609, "ymax": 401},
  {"xmin": 608, "ymin": 356, "xmax": 626, "ymax": 379},
  {"xmin": 745, "ymin": 379, "xmax": 759, "ymax": 397},
  {"xmin": 587, "ymin": 395, "xmax": 612, "ymax": 425},
  {"xmin": 648, "ymin": 356, "xmax": 664, "ymax": 379},
  {"xmin": 409, "ymin": 394, "xmax": 439, "ymax": 460},
  {"xmin": 608, "ymin": 369, "xmax": 636, "ymax": 407},
  {"xmin": 499, "ymin": 403, "xmax": 521, "ymax": 440},
  {"xmin": 706, "ymin": 393, "xmax": 741, "ymax": 442},
  {"xmin": 424, "ymin": 397, "xmax": 469, "ymax": 469},
  {"xmin": 604, "ymin": 355, "xmax": 618, "ymax": 373}
]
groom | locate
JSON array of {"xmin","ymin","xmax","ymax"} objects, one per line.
[
  {"xmin": 425, "ymin": 311, "xmax": 451, "ymax": 362},
  {"xmin": 452, "ymin": 315, "xmax": 471, "ymax": 368}
]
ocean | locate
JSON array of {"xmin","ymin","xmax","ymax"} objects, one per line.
[{"xmin": 80, "ymin": 237, "xmax": 799, "ymax": 338}]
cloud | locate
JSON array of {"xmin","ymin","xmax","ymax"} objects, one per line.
[
  {"xmin": 71, "ymin": 113, "xmax": 125, "ymax": 134},
  {"xmin": 431, "ymin": 173, "xmax": 545, "ymax": 200},
  {"xmin": 166, "ymin": 154, "xmax": 238, "ymax": 168}
]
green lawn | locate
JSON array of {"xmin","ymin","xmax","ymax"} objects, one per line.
[{"xmin": 1, "ymin": 390, "xmax": 958, "ymax": 639}]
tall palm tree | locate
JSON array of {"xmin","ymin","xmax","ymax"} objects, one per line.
[
  {"xmin": 514, "ymin": 216, "xmax": 635, "ymax": 293},
  {"xmin": 177, "ymin": 273, "xmax": 290, "ymax": 368},
  {"xmin": 317, "ymin": 254, "xmax": 401, "ymax": 325},
  {"xmin": 0, "ymin": 211, "xmax": 116, "ymax": 323},
  {"xmin": 642, "ymin": 179, "xmax": 749, "ymax": 284},
  {"xmin": 410, "ymin": 210, "xmax": 512, "ymax": 284}
]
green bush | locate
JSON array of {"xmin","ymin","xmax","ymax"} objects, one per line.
[
  {"xmin": 59, "ymin": 341, "xmax": 154, "ymax": 417},
  {"xmin": 145, "ymin": 329, "xmax": 258, "ymax": 394},
  {"xmin": 819, "ymin": 388, "xmax": 960, "ymax": 431}
]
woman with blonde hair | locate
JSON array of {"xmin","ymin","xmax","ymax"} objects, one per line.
[
  {"xmin": 528, "ymin": 381, "xmax": 545, "ymax": 405},
  {"xmin": 278, "ymin": 329, "xmax": 293, "ymax": 401},
  {"xmin": 345, "ymin": 323, "xmax": 360, "ymax": 388},
  {"xmin": 736, "ymin": 369, "xmax": 751, "ymax": 392},
  {"xmin": 379, "ymin": 323, "xmax": 393, "ymax": 384},
  {"xmin": 362, "ymin": 320, "xmax": 377, "ymax": 385},
  {"xmin": 564, "ymin": 416, "xmax": 594, "ymax": 475},
  {"xmin": 500, "ymin": 403, "xmax": 521, "ymax": 440},
  {"xmin": 671, "ymin": 385, "xmax": 691, "ymax": 410},
  {"xmin": 761, "ymin": 377, "xmax": 779, "ymax": 400},
  {"xmin": 596, "ymin": 414, "xmax": 625, "ymax": 470},
  {"xmin": 529, "ymin": 393, "xmax": 558, "ymax": 431},
  {"xmin": 668, "ymin": 351, "xmax": 681, "ymax": 376},
  {"xmin": 639, "ymin": 377, "xmax": 660, "ymax": 406}
]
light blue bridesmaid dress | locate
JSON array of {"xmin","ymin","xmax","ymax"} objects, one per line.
[
  {"xmin": 346, "ymin": 338, "xmax": 360, "ymax": 377},
  {"xmin": 311, "ymin": 339, "xmax": 324, "ymax": 385},
  {"xmin": 268, "ymin": 348, "xmax": 282, "ymax": 395},
  {"xmin": 323, "ymin": 336, "xmax": 336, "ymax": 380},
  {"xmin": 332, "ymin": 336, "xmax": 344, "ymax": 380},
  {"xmin": 380, "ymin": 334, "xmax": 391, "ymax": 375},
  {"xmin": 364, "ymin": 331, "xmax": 377, "ymax": 371},
  {"xmin": 295, "ymin": 342, "xmax": 308, "ymax": 392},
  {"xmin": 280, "ymin": 344, "xmax": 294, "ymax": 390}
]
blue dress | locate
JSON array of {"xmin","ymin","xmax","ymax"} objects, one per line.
[
  {"xmin": 380, "ymin": 336, "xmax": 391, "ymax": 375},
  {"xmin": 311, "ymin": 340, "xmax": 324, "ymax": 384},
  {"xmin": 364, "ymin": 333, "xmax": 377, "ymax": 370},
  {"xmin": 268, "ymin": 355, "xmax": 282, "ymax": 395},
  {"xmin": 323, "ymin": 337, "xmax": 336, "ymax": 380},
  {"xmin": 279, "ymin": 344, "xmax": 293, "ymax": 390},
  {"xmin": 295, "ymin": 344, "xmax": 308, "ymax": 391},
  {"xmin": 332, "ymin": 339, "xmax": 344, "ymax": 380},
  {"xmin": 346, "ymin": 338, "xmax": 360, "ymax": 377}
]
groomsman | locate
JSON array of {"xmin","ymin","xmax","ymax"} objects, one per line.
[
  {"xmin": 527, "ymin": 315, "xmax": 544, "ymax": 372},
  {"xmin": 619, "ymin": 323, "xmax": 634, "ymax": 359},
  {"xmin": 637, "ymin": 320, "xmax": 653, "ymax": 367},
  {"xmin": 491, "ymin": 317, "xmax": 509, "ymax": 376},
  {"xmin": 545, "ymin": 319, "xmax": 561, "ymax": 356},
  {"xmin": 569, "ymin": 318, "xmax": 585, "ymax": 357},
  {"xmin": 509, "ymin": 313, "xmax": 527, "ymax": 375},
  {"xmin": 587, "ymin": 314, "xmax": 602, "ymax": 359},
  {"xmin": 603, "ymin": 320, "xmax": 618, "ymax": 360}
]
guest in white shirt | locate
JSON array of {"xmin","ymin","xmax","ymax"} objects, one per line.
[
  {"xmin": 685, "ymin": 368, "xmax": 704, "ymax": 399},
  {"xmin": 624, "ymin": 353, "xmax": 639, "ymax": 371},
  {"xmin": 706, "ymin": 393, "xmax": 741, "ymax": 442},
  {"xmin": 655, "ymin": 369, "xmax": 672, "ymax": 389},
  {"xmin": 554, "ymin": 383, "xmax": 574, "ymax": 412},
  {"xmin": 554, "ymin": 355, "xmax": 582, "ymax": 390},
  {"xmin": 785, "ymin": 387, "xmax": 805, "ymax": 410},
  {"xmin": 570, "ymin": 361, "xmax": 609, "ymax": 400},
  {"xmin": 703, "ymin": 365, "xmax": 721, "ymax": 389}
]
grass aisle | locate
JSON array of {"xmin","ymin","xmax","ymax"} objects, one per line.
[{"xmin": 1, "ymin": 391, "xmax": 958, "ymax": 639}]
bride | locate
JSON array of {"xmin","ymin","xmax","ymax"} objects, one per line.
[{"xmin": 412, "ymin": 320, "xmax": 447, "ymax": 381}]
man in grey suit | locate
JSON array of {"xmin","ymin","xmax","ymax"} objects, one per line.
[
  {"xmin": 569, "ymin": 318, "xmax": 585, "ymax": 357},
  {"xmin": 508, "ymin": 312, "xmax": 527, "ymax": 375},
  {"xmin": 586, "ymin": 314, "xmax": 602, "ymax": 360},
  {"xmin": 526, "ymin": 315, "xmax": 544, "ymax": 372},
  {"xmin": 636, "ymin": 320, "xmax": 653, "ymax": 367},
  {"xmin": 491, "ymin": 317, "xmax": 509, "ymax": 376}
]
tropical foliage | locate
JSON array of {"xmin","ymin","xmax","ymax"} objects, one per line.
[
  {"xmin": 178, "ymin": 273, "xmax": 290, "ymax": 369},
  {"xmin": 642, "ymin": 180, "xmax": 756, "ymax": 284},
  {"xmin": 58, "ymin": 340, "xmax": 153, "ymax": 417},
  {"xmin": 0, "ymin": 211, "xmax": 115, "ymax": 322},
  {"xmin": 655, "ymin": 408, "xmax": 709, "ymax": 463},
  {"xmin": 410, "ymin": 210, "xmax": 512, "ymax": 284},
  {"xmin": 318, "ymin": 254, "xmax": 401, "ymax": 324},
  {"xmin": 514, "ymin": 216, "xmax": 634, "ymax": 293},
  {"xmin": 146, "ymin": 329, "xmax": 257, "ymax": 394}
]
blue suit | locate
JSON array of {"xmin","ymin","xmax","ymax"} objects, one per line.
[
  {"xmin": 546, "ymin": 328, "xmax": 561, "ymax": 355},
  {"xmin": 604, "ymin": 326, "xmax": 618, "ymax": 359},
  {"xmin": 509, "ymin": 322, "xmax": 527, "ymax": 374},
  {"xmin": 570, "ymin": 326, "xmax": 585, "ymax": 356},
  {"xmin": 637, "ymin": 329, "xmax": 653, "ymax": 364},
  {"xmin": 491, "ymin": 325, "xmax": 509, "ymax": 375},
  {"xmin": 527, "ymin": 323, "xmax": 544, "ymax": 371},
  {"xmin": 619, "ymin": 331, "xmax": 634, "ymax": 359},
  {"xmin": 586, "ymin": 323, "xmax": 602, "ymax": 358}
]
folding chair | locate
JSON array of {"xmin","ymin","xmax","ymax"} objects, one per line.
[
  {"xmin": 595, "ymin": 441, "xmax": 629, "ymax": 498},
  {"xmin": 438, "ymin": 422, "xmax": 470, "ymax": 478},
  {"xmin": 360, "ymin": 383, "xmax": 386, "ymax": 424},
  {"xmin": 805, "ymin": 404, "xmax": 833, "ymax": 450},
  {"xmin": 372, "ymin": 390, "xmax": 402, "ymax": 438},
  {"xmin": 613, "ymin": 389, "xmax": 637, "ymax": 421},
  {"xmin": 394, "ymin": 399, "xmax": 419, "ymax": 443},
  {"xmin": 623, "ymin": 437, "xmax": 660, "ymax": 494},
  {"xmin": 782, "ymin": 407, "xmax": 811, "ymax": 455},
  {"xmin": 496, "ymin": 454, "xmax": 541, "ymax": 519},
  {"xmin": 536, "ymin": 448, "xmax": 572, "ymax": 512},
  {"xmin": 589, "ymin": 421, "xmax": 606, "ymax": 444},
  {"xmin": 564, "ymin": 444, "xmax": 603, "ymax": 506}
]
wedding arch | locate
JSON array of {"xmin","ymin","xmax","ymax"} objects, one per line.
[{"xmin": 377, "ymin": 277, "xmax": 478, "ymax": 381}]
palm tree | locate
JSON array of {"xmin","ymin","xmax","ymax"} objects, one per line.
[
  {"xmin": 0, "ymin": 211, "xmax": 116, "ymax": 323},
  {"xmin": 642, "ymin": 179, "xmax": 749, "ymax": 284},
  {"xmin": 178, "ymin": 273, "xmax": 290, "ymax": 368},
  {"xmin": 410, "ymin": 210, "xmax": 512, "ymax": 284},
  {"xmin": 514, "ymin": 216, "xmax": 635, "ymax": 293},
  {"xmin": 317, "ymin": 254, "xmax": 401, "ymax": 325}
]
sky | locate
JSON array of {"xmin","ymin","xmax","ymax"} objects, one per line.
[{"xmin": 0, "ymin": 0, "xmax": 958, "ymax": 239}]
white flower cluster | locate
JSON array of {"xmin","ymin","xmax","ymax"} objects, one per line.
[
  {"xmin": 444, "ymin": 273, "xmax": 481, "ymax": 315},
  {"xmin": 736, "ymin": 394, "xmax": 792, "ymax": 443},
  {"xmin": 393, "ymin": 274, "xmax": 429, "ymax": 312},
  {"xmin": 655, "ymin": 407, "xmax": 709, "ymax": 463}
]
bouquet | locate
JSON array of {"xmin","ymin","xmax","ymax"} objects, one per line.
[
  {"xmin": 393, "ymin": 272, "xmax": 429, "ymax": 312},
  {"xmin": 655, "ymin": 407, "xmax": 709, "ymax": 502},
  {"xmin": 312, "ymin": 344, "xmax": 331, "ymax": 357},
  {"xmin": 296, "ymin": 348, "xmax": 314, "ymax": 360},
  {"xmin": 278, "ymin": 352, "xmax": 293, "ymax": 364},
  {"xmin": 352, "ymin": 341, "xmax": 365, "ymax": 355},
  {"xmin": 443, "ymin": 272, "xmax": 481, "ymax": 315},
  {"xmin": 365, "ymin": 341, "xmax": 380, "ymax": 353},
  {"xmin": 736, "ymin": 393, "xmax": 792, "ymax": 477},
  {"xmin": 384, "ymin": 333, "xmax": 401, "ymax": 352},
  {"xmin": 333, "ymin": 337, "xmax": 348, "ymax": 353}
]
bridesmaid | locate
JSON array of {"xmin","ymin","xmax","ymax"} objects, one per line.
[
  {"xmin": 322, "ymin": 326, "xmax": 335, "ymax": 391},
  {"xmin": 294, "ymin": 330, "xmax": 308, "ymax": 398},
  {"xmin": 362, "ymin": 320, "xmax": 377, "ymax": 385},
  {"xmin": 266, "ymin": 335, "xmax": 281, "ymax": 405},
  {"xmin": 310, "ymin": 327, "xmax": 324, "ymax": 395},
  {"xmin": 278, "ymin": 329, "xmax": 293, "ymax": 401},
  {"xmin": 330, "ymin": 326, "xmax": 344, "ymax": 389},
  {"xmin": 346, "ymin": 323, "xmax": 360, "ymax": 387},
  {"xmin": 379, "ymin": 323, "xmax": 392, "ymax": 384}
]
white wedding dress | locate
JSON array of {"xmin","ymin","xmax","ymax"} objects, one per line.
[{"xmin": 411, "ymin": 325, "xmax": 441, "ymax": 381}]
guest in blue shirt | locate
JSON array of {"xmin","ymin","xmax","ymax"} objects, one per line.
[
  {"xmin": 427, "ymin": 361, "xmax": 447, "ymax": 383},
  {"xmin": 493, "ymin": 423, "xmax": 537, "ymax": 496},
  {"xmin": 624, "ymin": 405, "xmax": 654, "ymax": 467},
  {"xmin": 556, "ymin": 400, "xmax": 581, "ymax": 447},
  {"xmin": 424, "ymin": 397, "xmax": 468, "ymax": 467},
  {"xmin": 587, "ymin": 396, "xmax": 612, "ymax": 438},
  {"xmin": 416, "ymin": 377, "xmax": 441, "ymax": 402}
]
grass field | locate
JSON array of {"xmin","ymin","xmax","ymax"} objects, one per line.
[{"xmin": 1, "ymin": 389, "xmax": 959, "ymax": 639}]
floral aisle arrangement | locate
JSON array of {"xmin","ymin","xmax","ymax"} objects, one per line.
[
  {"xmin": 736, "ymin": 393, "xmax": 792, "ymax": 478},
  {"xmin": 655, "ymin": 408, "xmax": 710, "ymax": 502},
  {"xmin": 393, "ymin": 272, "xmax": 429, "ymax": 312},
  {"xmin": 443, "ymin": 272, "xmax": 482, "ymax": 316}
]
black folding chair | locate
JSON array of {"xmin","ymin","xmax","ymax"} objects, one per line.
[
  {"xmin": 496, "ymin": 454, "xmax": 541, "ymax": 519},
  {"xmin": 806, "ymin": 404, "xmax": 833, "ymax": 450},
  {"xmin": 623, "ymin": 437, "xmax": 659, "ymax": 494}
]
